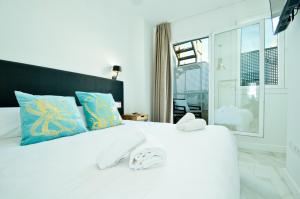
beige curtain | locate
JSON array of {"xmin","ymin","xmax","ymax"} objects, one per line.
[{"xmin": 152, "ymin": 23, "xmax": 172, "ymax": 123}]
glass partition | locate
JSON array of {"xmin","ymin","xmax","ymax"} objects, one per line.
[{"xmin": 213, "ymin": 23, "xmax": 265, "ymax": 135}]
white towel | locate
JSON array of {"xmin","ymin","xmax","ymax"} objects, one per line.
[
  {"xmin": 176, "ymin": 113, "xmax": 195, "ymax": 125},
  {"xmin": 96, "ymin": 129, "xmax": 145, "ymax": 170},
  {"xmin": 129, "ymin": 136, "xmax": 166, "ymax": 170},
  {"xmin": 176, "ymin": 118, "xmax": 207, "ymax": 132}
]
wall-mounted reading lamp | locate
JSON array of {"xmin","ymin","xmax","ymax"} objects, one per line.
[{"xmin": 112, "ymin": 65, "xmax": 122, "ymax": 80}]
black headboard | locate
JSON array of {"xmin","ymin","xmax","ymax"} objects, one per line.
[{"xmin": 0, "ymin": 59, "xmax": 124, "ymax": 115}]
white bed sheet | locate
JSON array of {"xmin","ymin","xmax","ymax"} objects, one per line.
[{"xmin": 0, "ymin": 121, "xmax": 240, "ymax": 199}]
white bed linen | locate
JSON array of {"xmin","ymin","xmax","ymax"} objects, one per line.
[{"xmin": 0, "ymin": 121, "xmax": 240, "ymax": 199}]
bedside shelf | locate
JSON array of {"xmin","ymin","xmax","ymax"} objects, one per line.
[{"xmin": 123, "ymin": 114, "xmax": 148, "ymax": 121}]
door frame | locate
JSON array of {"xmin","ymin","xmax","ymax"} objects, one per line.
[{"xmin": 209, "ymin": 18, "xmax": 266, "ymax": 138}]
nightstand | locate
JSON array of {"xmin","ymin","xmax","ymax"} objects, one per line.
[{"xmin": 123, "ymin": 113, "xmax": 149, "ymax": 121}]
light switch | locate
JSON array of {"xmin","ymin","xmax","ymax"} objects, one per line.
[{"xmin": 115, "ymin": 101, "xmax": 122, "ymax": 108}]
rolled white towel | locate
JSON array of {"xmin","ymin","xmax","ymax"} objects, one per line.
[
  {"xmin": 176, "ymin": 118, "xmax": 207, "ymax": 132},
  {"xmin": 129, "ymin": 136, "xmax": 166, "ymax": 170},
  {"xmin": 176, "ymin": 113, "xmax": 195, "ymax": 125},
  {"xmin": 96, "ymin": 128, "xmax": 145, "ymax": 170}
]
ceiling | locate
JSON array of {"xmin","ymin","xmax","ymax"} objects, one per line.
[{"xmin": 126, "ymin": 0, "xmax": 245, "ymax": 24}]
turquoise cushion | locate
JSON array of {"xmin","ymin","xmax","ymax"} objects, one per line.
[
  {"xmin": 15, "ymin": 91, "xmax": 87, "ymax": 145},
  {"xmin": 76, "ymin": 92, "xmax": 122, "ymax": 130}
]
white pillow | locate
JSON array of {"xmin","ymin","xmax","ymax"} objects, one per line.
[
  {"xmin": 0, "ymin": 107, "xmax": 22, "ymax": 139},
  {"xmin": 78, "ymin": 106, "xmax": 87, "ymax": 127}
]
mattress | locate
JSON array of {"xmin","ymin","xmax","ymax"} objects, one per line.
[{"xmin": 0, "ymin": 121, "xmax": 240, "ymax": 199}]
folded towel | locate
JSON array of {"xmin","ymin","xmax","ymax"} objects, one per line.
[
  {"xmin": 96, "ymin": 128, "xmax": 145, "ymax": 170},
  {"xmin": 176, "ymin": 113, "xmax": 195, "ymax": 125},
  {"xmin": 129, "ymin": 136, "xmax": 166, "ymax": 170},
  {"xmin": 176, "ymin": 118, "xmax": 207, "ymax": 131}
]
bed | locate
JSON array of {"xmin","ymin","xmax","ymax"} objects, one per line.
[
  {"xmin": 0, "ymin": 60, "xmax": 240, "ymax": 199},
  {"xmin": 0, "ymin": 121, "xmax": 239, "ymax": 199}
]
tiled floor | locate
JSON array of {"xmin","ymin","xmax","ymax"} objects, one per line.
[{"xmin": 238, "ymin": 149, "xmax": 295, "ymax": 199}]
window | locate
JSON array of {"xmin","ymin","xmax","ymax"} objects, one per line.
[
  {"xmin": 173, "ymin": 38, "xmax": 209, "ymax": 66},
  {"xmin": 240, "ymin": 24, "xmax": 260, "ymax": 86},
  {"xmin": 240, "ymin": 18, "xmax": 280, "ymax": 86},
  {"xmin": 265, "ymin": 18, "xmax": 279, "ymax": 85},
  {"xmin": 173, "ymin": 37, "xmax": 209, "ymax": 122}
]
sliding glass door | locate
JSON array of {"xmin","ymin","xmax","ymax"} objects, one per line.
[{"xmin": 213, "ymin": 22, "xmax": 265, "ymax": 136}]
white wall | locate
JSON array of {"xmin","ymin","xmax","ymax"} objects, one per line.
[
  {"xmin": 171, "ymin": 0, "xmax": 270, "ymax": 43},
  {"xmin": 286, "ymin": 13, "xmax": 300, "ymax": 190},
  {"xmin": 0, "ymin": 0, "xmax": 153, "ymax": 115},
  {"xmin": 171, "ymin": 0, "xmax": 288, "ymax": 151}
]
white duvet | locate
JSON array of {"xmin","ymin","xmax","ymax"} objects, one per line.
[{"xmin": 0, "ymin": 121, "xmax": 239, "ymax": 199}]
